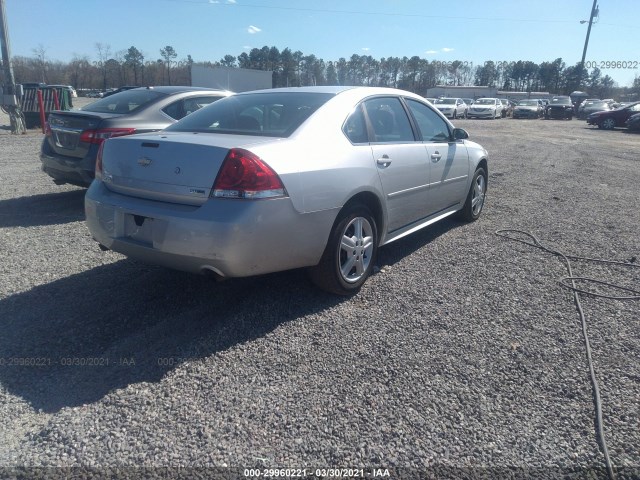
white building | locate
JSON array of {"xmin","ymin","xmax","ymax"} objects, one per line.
[{"xmin": 191, "ymin": 66, "xmax": 272, "ymax": 92}]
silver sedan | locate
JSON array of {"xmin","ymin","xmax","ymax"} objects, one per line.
[{"xmin": 85, "ymin": 86, "xmax": 488, "ymax": 294}]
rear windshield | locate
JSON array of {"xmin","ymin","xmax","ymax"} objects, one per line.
[
  {"xmin": 166, "ymin": 92, "xmax": 334, "ymax": 137},
  {"xmin": 550, "ymin": 97, "xmax": 572, "ymax": 105},
  {"xmin": 81, "ymin": 89, "xmax": 165, "ymax": 114}
]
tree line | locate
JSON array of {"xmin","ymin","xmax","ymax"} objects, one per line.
[{"xmin": 5, "ymin": 43, "xmax": 640, "ymax": 100}]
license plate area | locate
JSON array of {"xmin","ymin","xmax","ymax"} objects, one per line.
[
  {"xmin": 52, "ymin": 129, "xmax": 79, "ymax": 149},
  {"xmin": 124, "ymin": 214, "xmax": 154, "ymax": 245}
]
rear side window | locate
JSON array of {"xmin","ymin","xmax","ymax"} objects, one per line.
[
  {"xmin": 343, "ymin": 106, "xmax": 368, "ymax": 143},
  {"xmin": 166, "ymin": 92, "xmax": 334, "ymax": 137},
  {"xmin": 363, "ymin": 97, "xmax": 414, "ymax": 143},
  {"xmin": 81, "ymin": 89, "xmax": 165, "ymax": 114}
]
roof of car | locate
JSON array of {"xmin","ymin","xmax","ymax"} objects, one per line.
[
  {"xmin": 129, "ymin": 86, "xmax": 232, "ymax": 94},
  {"xmin": 234, "ymin": 86, "xmax": 422, "ymax": 97}
]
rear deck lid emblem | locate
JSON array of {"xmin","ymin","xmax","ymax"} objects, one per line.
[{"xmin": 138, "ymin": 157, "xmax": 153, "ymax": 167}]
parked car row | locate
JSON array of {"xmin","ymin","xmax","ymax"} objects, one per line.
[{"xmin": 431, "ymin": 97, "xmax": 517, "ymax": 119}]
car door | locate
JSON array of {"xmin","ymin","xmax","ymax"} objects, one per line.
[
  {"xmin": 363, "ymin": 97, "xmax": 431, "ymax": 232},
  {"xmin": 404, "ymin": 98, "xmax": 470, "ymax": 216}
]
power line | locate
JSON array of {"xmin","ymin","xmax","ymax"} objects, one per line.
[{"xmin": 160, "ymin": 0, "xmax": 634, "ymax": 26}]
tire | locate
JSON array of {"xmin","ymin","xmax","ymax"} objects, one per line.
[
  {"xmin": 601, "ymin": 118, "xmax": 616, "ymax": 130},
  {"xmin": 456, "ymin": 167, "xmax": 487, "ymax": 222},
  {"xmin": 309, "ymin": 205, "xmax": 378, "ymax": 295}
]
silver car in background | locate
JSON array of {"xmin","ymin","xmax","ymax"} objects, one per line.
[
  {"xmin": 467, "ymin": 98, "xmax": 504, "ymax": 119},
  {"xmin": 433, "ymin": 97, "xmax": 468, "ymax": 119},
  {"xmin": 86, "ymin": 86, "xmax": 488, "ymax": 294}
]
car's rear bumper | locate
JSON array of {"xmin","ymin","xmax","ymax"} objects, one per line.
[
  {"xmin": 85, "ymin": 181, "xmax": 336, "ymax": 278},
  {"xmin": 40, "ymin": 141, "xmax": 95, "ymax": 187}
]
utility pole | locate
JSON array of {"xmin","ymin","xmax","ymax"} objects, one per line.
[
  {"xmin": 0, "ymin": 0, "xmax": 26, "ymax": 134},
  {"xmin": 580, "ymin": 0, "xmax": 598, "ymax": 67}
]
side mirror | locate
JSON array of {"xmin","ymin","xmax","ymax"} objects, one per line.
[{"xmin": 452, "ymin": 128, "xmax": 469, "ymax": 140}]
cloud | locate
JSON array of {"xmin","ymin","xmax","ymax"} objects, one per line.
[
  {"xmin": 425, "ymin": 50, "xmax": 438, "ymax": 54},
  {"xmin": 227, "ymin": 0, "xmax": 236, "ymax": 3},
  {"xmin": 243, "ymin": 45, "xmax": 252, "ymax": 50},
  {"xmin": 441, "ymin": 47, "xmax": 454, "ymax": 52},
  {"xmin": 208, "ymin": 0, "xmax": 219, "ymax": 3},
  {"xmin": 247, "ymin": 25, "xmax": 262, "ymax": 34},
  {"xmin": 361, "ymin": 47, "xmax": 370, "ymax": 51}
]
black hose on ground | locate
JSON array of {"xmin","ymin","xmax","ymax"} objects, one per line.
[{"xmin": 495, "ymin": 229, "xmax": 640, "ymax": 480}]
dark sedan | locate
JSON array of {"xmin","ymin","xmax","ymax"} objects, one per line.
[
  {"xmin": 625, "ymin": 112, "xmax": 640, "ymax": 131},
  {"xmin": 587, "ymin": 101, "xmax": 640, "ymax": 130},
  {"xmin": 41, "ymin": 86, "xmax": 233, "ymax": 186},
  {"xmin": 545, "ymin": 96, "xmax": 573, "ymax": 120}
]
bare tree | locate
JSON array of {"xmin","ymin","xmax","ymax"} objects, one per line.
[
  {"xmin": 95, "ymin": 42, "xmax": 111, "ymax": 90},
  {"xmin": 31, "ymin": 44, "xmax": 47, "ymax": 83}
]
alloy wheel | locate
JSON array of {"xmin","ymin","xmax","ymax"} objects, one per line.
[
  {"xmin": 471, "ymin": 173, "xmax": 486, "ymax": 216},
  {"xmin": 338, "ymin": 216, "xmax": 374, "ymax": 284}
]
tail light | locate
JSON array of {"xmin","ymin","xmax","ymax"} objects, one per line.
[
  {"xmin": 80, "ymin": 127, "xmax": 136, "ymax": 145},
  {"xmin": 211, "ymin": 148, "xmax": 286, "ymax": 199},
  {"xmin": 95, "ymin": 141, "xmax": 106, "ymax": 180}
]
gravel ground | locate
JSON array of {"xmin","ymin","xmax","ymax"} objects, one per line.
[{"xmin": 0, "ymin": 100, "xmax": 638, "ymax": 479}]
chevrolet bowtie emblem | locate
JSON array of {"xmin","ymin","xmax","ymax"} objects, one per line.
[{"xmin": 138, "ymin": 157, "xmax": 152, "ymax": 166}]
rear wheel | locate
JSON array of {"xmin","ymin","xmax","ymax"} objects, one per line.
[
  {"xmin": 456, "ymin": 167, "xmax": 487, "ymax": 222},
  {"xmin": 309, "ymin": 205, "xmax": 378, "ymax": 295},
  {"xmin": 601, "ymin": 118, "xmax": 616, "ymax": 130}
]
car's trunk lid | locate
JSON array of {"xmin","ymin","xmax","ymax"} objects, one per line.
[
  {"xmin": 46, "ymin": 110, "xmax": 122, "ymax": 158},
  {"xmin": 101, "ymin": 132, "xmax": 276, "ymax": 206}
]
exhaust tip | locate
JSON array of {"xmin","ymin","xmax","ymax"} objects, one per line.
[{"xmin": 201, "ymin": 266, "xmax": 225, "ymax": 282}]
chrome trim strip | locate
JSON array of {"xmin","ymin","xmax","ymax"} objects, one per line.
[
  {"xmin": 442, "ymin": 174, "xmax": 468, "ymax": 184},
  {"xmin": 387, "ymin": 183, "xmax": 429, "ymax": 198}
]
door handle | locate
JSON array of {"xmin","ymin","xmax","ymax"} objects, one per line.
[
  {"xmin": 377, "ymin": 155, "xmax": 392, "ymax": 167},
  {"xmin": 431, "ymin": 151, "xmax": 442, "ymax": 162}
]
